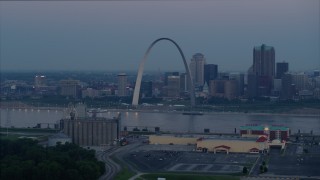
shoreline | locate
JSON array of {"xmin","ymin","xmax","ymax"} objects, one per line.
[{"xmin": 1, "ymin": 105, "xmax": 319, "ymax": 118}]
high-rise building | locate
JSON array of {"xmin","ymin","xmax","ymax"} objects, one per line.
[
  {"xmin": 281, "ymin": 73, "xmax": 295, "ymax": 100},
  {"xmin": 276, "ymin": 62, "xmax": 289, "ymax": 79},
  {"xmin": 117, "ymin": 73, "xmax": 127, "ymax": 96},
  {"xmin": 249, "ymin": 44, "xmax": 275, "ymax": 97},
  {"xmin": 141, "ymin": 81, "xmax": 153, "ymax": 98},
  {"xmin": 164, "ymin": 72, "xmax": 179, "ymax": 86},
  {"xmin": 204, "ymin": 64, "xmax": 218, "ymax": 85},
  {"xmin": 179, "ymin": 73, "xmax": 188, "ymax": 93},
  {"xmin": 190, "ymin": 53, "xmax": 206, "ymax": 87},
  {"xmin": 167, "ymin": 76, "xmax": 180, "ymax": 97},
  {"xmin": 229, "ymin": 73, "xmax": 245, "ymax": 96},
  {"xmin": 253, "ymin": 44, "xmax": 275, "ymax": 77},
  {"xmin": 209, "ymin": 79, "xmax": 238, "ymax": 100},
  {"xmin": 60, "ymin": 80, "xmax": 80, "ymax": 98},
  {"xmin": 292, "ymin": 73, "xmax": 309, "ymax": 91}
]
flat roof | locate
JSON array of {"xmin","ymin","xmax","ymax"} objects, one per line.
[{"xmin": 202, "ymin": 136, "xmax": 258, "ymax": 142}]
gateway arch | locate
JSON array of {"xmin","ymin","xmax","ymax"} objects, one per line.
[{"xmin": 132, "ymin": 38, "xmax": 195, "ymax": 107}]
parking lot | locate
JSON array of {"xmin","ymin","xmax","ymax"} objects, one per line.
[
  {"xmin": 123, "ymin": 145, "xmax": 259, "ymax": 174},
  {"xmin": 267, "ymin": 143, "xmax": 320, "ymax": 177}
]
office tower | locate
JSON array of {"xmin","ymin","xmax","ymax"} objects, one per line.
[
  {"xmin": 276, "ymin": 62, "xmax": 289, "ymax": 79},
  {"xmin": 247, "ymin": 73, "xmax": 258, "ymax": 98},
  {"xmin": 34, "ymin": 75, "xmax": 46, "ymax": 88},
  {"xmin": 60, "ymin": 80, "xmax": 80, "ymax": 98},
  {"xmin": 117, "ymin": 73, "xmax": 127, "ymax": 96},
  {"xmin": 141, "ymin": 81, "xmax": 153, "ymax": 98},
  {"xmin": 248, "ymin": 44, "xmax": 275, "ymax": 97},
  {"xmin": 314, "ymin": 70, "xmax": 320, "ymax": 77},
  {"xmin": 229, "ymin": 73, "xmax": 245, "ymax": 96},
  {"xmin": 273, "ymin": 79, "xmax": 282, "ymax": 96},
  {"xmin": 209, "ymin": 79, "xmax": 237, "ymax": 100},
  {"xmin": 167, "ymin": 76, "xmax": 180, "ymax": 97},
  {"xmin": 292, "ymin": 73, "xmax": 309, "ymax": 91},
  {"xmin": 180, "ymin": 73, "xmax": 188, "ymax": 93},
  {"xmin": 164, "ymin": 72, "xmax": 179, "ymax": 86},
  {"xmin": 281, "ymin": 73, "xmax": 295, "ymax": 100},
  {"xmin": 190, "ymin": 53, "xmax": 206, "ymax": 87},
  {"xmin": 253, "ymin": 44, "xmax": 275, "ymax": 77},
  {"xmin": 204, "ymin": 64, "xmax": 218, "ymax": 85}
]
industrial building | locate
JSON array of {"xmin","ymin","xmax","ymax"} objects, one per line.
[
  {"xmin": 60, "ymin": 114, "xmax": 121, "ymax": 146},
  {"xmin": 240, "ymin": 124, "xmax": 289, "ymax": 141},
  {"xmin": 148, "ymin": 124, "xmax": 289, "ymax": 154}
]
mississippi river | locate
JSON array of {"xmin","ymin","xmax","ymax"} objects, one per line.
[{"xmin": 1, "ymin": 108, "xmax": 320, "ymax": 134}]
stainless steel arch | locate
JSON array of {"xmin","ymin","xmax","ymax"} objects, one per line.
[{"xmin": 132, "ymin": 38, "xmax": 195, "ymax": 106}]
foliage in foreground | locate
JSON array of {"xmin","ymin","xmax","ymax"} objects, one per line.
[{"xmin": 0, "ymin": 139, "xmax": 105, "ymax": 180}]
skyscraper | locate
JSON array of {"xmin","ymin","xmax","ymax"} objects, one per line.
[
  {"xmin": 249, "ymin": 44, "xmax": 275, "ymax": 96},
  {"xmin": 167, "ymin": 76, "xmax": 180, "ymax": 97},
  {"xmin": 204, "ymin": 64, "xmax": 218, "ymax": 85},
  {"xmin": 190, "ymin": 53, "xmax": 206, "ymax": 87},
  {"xmin": 117, "ymin": 73, "xmax": 127, "ymax": 96},
  {"xmin": 276, "ymin": 62, "xmax": 289, "ymax": 79},
  {"xmin": 253, "ymin": 44, "xmax": 275, "ymax": 77}
]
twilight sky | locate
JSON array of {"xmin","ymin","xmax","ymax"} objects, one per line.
[{"xmin": 0, "ymin": 0, "xmax": 319, "ymax": 72}]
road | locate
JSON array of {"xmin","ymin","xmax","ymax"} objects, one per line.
[{"xmin": 96, "ymin": 146, "xmax": 121, "ymax": 180}]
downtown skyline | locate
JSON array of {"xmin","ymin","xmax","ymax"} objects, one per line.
[{"xmin": 0, "ymin": 0, "xmax": 319, "ymax": 72}]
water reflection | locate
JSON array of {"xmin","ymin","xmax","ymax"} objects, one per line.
[{"xmin": 0, "ymin": 109, "xmax": 319, "ymax": 135}]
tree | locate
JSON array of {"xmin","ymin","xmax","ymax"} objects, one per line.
[
  {"xmin": 259, "ymin": 165, "xmax": 264, "ymax": 173},
  {"xmin": 242, "ymin": 166, "xmax": 248, "ymax": 174}
]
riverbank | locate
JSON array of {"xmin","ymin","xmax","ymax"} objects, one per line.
[{"xmin": 1, "ymin": 101, "xmax": 319, "ymax": 117}]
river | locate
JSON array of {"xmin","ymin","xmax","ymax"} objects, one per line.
[{"xmin": 1, "ymin": 108, "xmax": 320, "ymax": 134}]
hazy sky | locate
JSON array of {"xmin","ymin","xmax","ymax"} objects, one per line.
[{"xmin": 1, "ymin": 0, "xmax": 319, "ymax": 72}]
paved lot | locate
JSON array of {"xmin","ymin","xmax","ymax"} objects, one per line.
[
  {"xmin": 267, "ymin": 143, "xmax": 320, "ymax": 177},
  {"xmin": 124, "ymin": 145, "xmax": 259, "ymax": 173}
]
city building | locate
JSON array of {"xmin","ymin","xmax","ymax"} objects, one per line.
[
  {"xmin": 248, "ymin": 44, "xmax": 275, "ymax": 97},
  {"xmin": 164, "ymin": 72, "xmax": 179, "ymax": 86},
  {"xmin": 59, "ymin": 80, "xmax": 80, "ymax": 98},
  {"xmin": 273, "ymin": 79, "xmax": 282, "ymax": 96},
  {"xmin": 148, "ymin": 127, "xmax": 287, "ymax": 154},
  {"xmin": 167, "ymin": 76, "xmax": 180, "ymax": 97},
  {"xmin": 179, "ymin": 73, "xmax": 189, "ymax": 93},
  {"xmin": 140, "ymin": 81, "xmax": 153, "ymax": 98},
  {"xmin": 276, "ymin": 62, "xmax": 289, "ymax": 79},
  {"xmin": 204, "ymin": 64, "xmax": 218, "ymax": 85},
  {"xmin": 209, "ymin": 79, "xmax": 238, "ymax": 100},
  {"xmin": 34, "ymin": 75, "xmax": 46, "ymax": 88},
  {"xmin": 82, "ymin": 88, "xmax": 100, "ymax": 98},
  {"xmin": 281, "ymin": 73, "xmax": 295, "ymax": 99},
  {"xmin": 117, "ymin": 73, "xmax": 127, "ymax": 96},
  {"xmin": 229, "ymin": 73, "xmax": 245, "ymax": 96},
  {"xmin": 292, "ymin": 73, "xmax": 310, "ymax": 91},
  {"xmin": 240, "ymin": 124, "xmax": 289, "ymax": 142},
  {"xmin": 190, "ymin": 53, "xmax": 206, "ymax": 87}
]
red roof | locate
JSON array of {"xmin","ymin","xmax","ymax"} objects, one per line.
[
  {"xmin": 214, "ymin": 145, "xmax": 231, "ymax": 149},
  {"xmin": 249, "ymin": 148, "xmax": 259, "ymax": 151},
  {"xmin": 256, "ymin": 136, "xmax": 268, "ymax": 142}
]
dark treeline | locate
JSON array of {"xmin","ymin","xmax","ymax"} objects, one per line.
[{"xmin": 0, "ymin": 138, "xmax": 105, "ymax": 180}]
